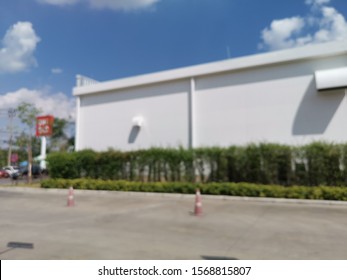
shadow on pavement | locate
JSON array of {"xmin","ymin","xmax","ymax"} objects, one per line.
[
  {"xmin": 201, "ymin": 255, "xmax": 238, "ymax": 260},
  {"xmin": 0, "ymin": 242, "xmax": 34, "ymax": 256}
]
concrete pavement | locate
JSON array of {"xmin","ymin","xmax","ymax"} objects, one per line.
[{"xmin": 1, "ymin": 186, "xmax": 347, "ymax": 260}]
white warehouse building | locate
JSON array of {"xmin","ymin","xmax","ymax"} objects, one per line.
[{"xmin": 73, "ymin": 40, "xmax": 347, "ymax": 151}]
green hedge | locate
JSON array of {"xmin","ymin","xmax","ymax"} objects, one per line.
[
  {"xmin": 41, "ymin": 179, "xmax": 347, "ymax": 201},
  {"xmin": 46, "ymin": 142, "xmax": 347, "ymax": 186}
]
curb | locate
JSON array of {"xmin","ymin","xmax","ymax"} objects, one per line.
[{"xmin": 1, "ymin": 186, "xmax": 347, "ymax": 206}]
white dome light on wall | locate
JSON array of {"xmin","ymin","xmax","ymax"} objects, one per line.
[{"xmin": 132, "ymin": 116, "xmax": 144, "ymax": 127}]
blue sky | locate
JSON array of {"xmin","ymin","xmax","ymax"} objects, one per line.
[{"xmin": 0, "ymin": 0, "xmax": 347, "ymax": 123}]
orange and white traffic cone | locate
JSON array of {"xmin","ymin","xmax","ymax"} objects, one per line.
[
  {"xmin": 67, "ymin": 186, "xmax": 75, "ymax": 207},
  {"xmin": 194, "ymin": 189, "xmax": 202, "ymax": 216}
]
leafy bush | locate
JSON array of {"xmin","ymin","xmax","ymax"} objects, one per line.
[
  {"xmin": 304, "ymin": 142, "xmax": 343, "ymax": 186},
  {"xmin": 41, "ymin": 179, "xmax": 347, "ymax": 201},
  {"xmin": 46, "ymin": 142, "xmax": 347, "ymax": 187},
  {"xmin": 46, "ymin": 153, "xmax": 79, "ymax": 179}
]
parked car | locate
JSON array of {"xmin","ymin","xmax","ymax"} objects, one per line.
[
  {"xmin": 2, "ymin": 166, "xmax": 19, "ymax": 177},
  {"xmin": 19, "ymin": 165, "xmax": 44, "ymax": 178},
  {"xmin": 0, "ymin": 169, "xmax": 9, "ymax": 178}
]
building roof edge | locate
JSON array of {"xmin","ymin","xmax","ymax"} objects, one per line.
[{"xmin": 73, "ymin": 40, "xmax": 347, "ymax": 96}]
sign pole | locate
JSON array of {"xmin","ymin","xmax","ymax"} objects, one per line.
[
  {"xmin": 7, "ymin": 108, "xmax": 16, "ymax": 166},
  {"xmin": 36, "ymin": 115, "xmax": 54, "ymax": 171},
  {"xmin": 40, "ymin": 136, "xmax": 47, "ymax": 170}
]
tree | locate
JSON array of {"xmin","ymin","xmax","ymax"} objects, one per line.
[
  {"xmin": 16, "ymin": 102, "xmax": 42, "ymax": 183},
  {"xmin": 52, "ymin": 118, "xmax": 68, "ymax": 139},
  {"xmin": 49, "ymin": 118, "xmax": 71, "ymax": 151},
  {"xmin": 14, "ymin": 132, "xmax": 41, "ymax": 159}
]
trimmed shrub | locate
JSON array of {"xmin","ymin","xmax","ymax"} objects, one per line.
[
  {"xmin": 46, "ymin": 142, "xmax": 347, "ymax": 187},
  {"xmin": 41, "ymin": 179, "xmax": 347, "ymax": 201},
  {"xmin": 304, "ymin": 142, "xmax": 343, "ymax": 186},
  {"xmin": 46, "ymin": 152, "xmax": 79, "ymax": 179}
]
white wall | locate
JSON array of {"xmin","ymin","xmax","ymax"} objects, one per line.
[
  {"xmin": 78, "ymin": 80, "xmax": 190, "ymax": 151},
  {"xmin": 194, "ymin": 55, "xmax": 347, "ymax": 147},
  {"xmin": 76, "ymin": 48, "xmax": 347, "ymax": 151}
]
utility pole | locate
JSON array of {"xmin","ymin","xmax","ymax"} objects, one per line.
[{"xmin": 7, "ymin": 108, "xmax": 16, "ymax": 166}]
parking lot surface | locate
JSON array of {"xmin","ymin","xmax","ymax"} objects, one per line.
[{"xmin": 1, "ymin": 186, "xmax": 347, "ymax": 260}]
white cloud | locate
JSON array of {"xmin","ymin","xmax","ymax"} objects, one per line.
[
  {"xmin": 89, "ymin": 0, "xmax": 159, "ymax": 11},
  {"xmin": 259, "ymin": 17, "xmax": 305, "ymax": 50},
  {"xmin": 0, "ymin": 88, "xmax": 75, "ymax": 120},
  {"xmin": 0, "ymin": 22, "xmax": 41, "ymax": 74},
  {"xmin": 36, "ymin": 0, "xmax": 160, "ymax": 10},
  {"xmin": 36, "ymin": 0, "xmax": 79, "ymax": 5},
  {"xmin": 51, "ymin": 68, "xmax": 63, "ymax": 74},
  {"xmin": 260, "ymin": 0, "xmax": 347, "ymax": 51},
  {"xmin": 305, "ymin": 0, "xmax": 331, "ymax": 6},
  {"xmin": 314, "ymin": 6, "xmax": 347, "ymax": 42}
]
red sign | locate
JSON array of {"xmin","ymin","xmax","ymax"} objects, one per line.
[
  {"xmin": 36, "ymin": 115, "xmax": 54, "ymax": 137},
  {"xmin": 11, "ymin": 153, "xmax": 18, "ymax": 163}
]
